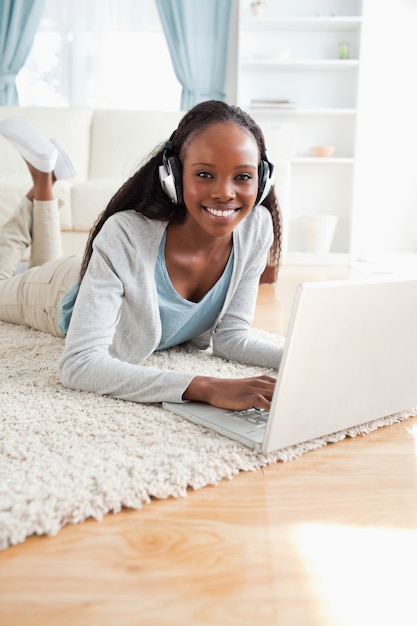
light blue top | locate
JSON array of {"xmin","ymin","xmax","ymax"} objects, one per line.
[
  {"xmin": 59, "ymin": 282, "xmax": 79, "ymax": 336},
  {"xmin": 155, "ymin": 231, "xmax": 234, "ymax": 350}
]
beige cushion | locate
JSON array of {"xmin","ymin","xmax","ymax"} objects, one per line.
[
  {"xmin": 89, "ymin": 109, "xmax": 184, "ymax": 178},
  {"xmin": 71, "ymin": 178, "xmax": 125, "ymax": 231}
]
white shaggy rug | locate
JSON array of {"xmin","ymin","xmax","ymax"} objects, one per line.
[{"xmin": 0, "ymin": 320, "xmax": 415, "ymax": 550}]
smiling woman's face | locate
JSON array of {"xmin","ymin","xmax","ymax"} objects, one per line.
[{"xmin": 180, "ymin": 122, "xmax": 260, "ymax": 240}]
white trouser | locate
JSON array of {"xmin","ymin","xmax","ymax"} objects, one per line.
[{"xmin": 0, "ymin": 197, "xmax": 80, "ymax": 336}]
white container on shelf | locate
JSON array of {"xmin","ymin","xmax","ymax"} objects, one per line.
[{"xmin": 302, "ymin": 214, "xmax": 338, "ymax": 254}]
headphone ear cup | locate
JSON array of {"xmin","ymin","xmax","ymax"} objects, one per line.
[
  {"xmin": 167, "ymin": 155, "xmax": 183, "ymax": 205},
  {"xmin": 159, "ymin": 153, "xmax": 183, "ymax": 205},
  {"xmin": 255, "ymin": 159, "xmax": 273, "ymax": 207}
]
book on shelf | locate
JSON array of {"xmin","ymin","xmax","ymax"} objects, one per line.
[{"xmin": 250, "ymin": 99, "xmax": 297, "ymax": 109}]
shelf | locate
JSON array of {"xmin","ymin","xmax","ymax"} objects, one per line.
[
  {"xmin": 242, "ymin": 17, "xmax": 362, "ymax": 31},
  {"xmin": 291, "ymin": 157, "xmax": 354, "ymax": 164},
  {"xmin": 249, "ymin": 107, "xmax": 356, "ymax": 116},
  {"xmin": 242, "ymin": 59, "xmax": 359, "ymax": 70}
]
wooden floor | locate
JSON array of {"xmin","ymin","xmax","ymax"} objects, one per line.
[{"xmin": 2, "ymin": 266, "xmax": 417, "ymax": 626}]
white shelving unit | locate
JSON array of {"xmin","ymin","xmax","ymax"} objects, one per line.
[{"xmin": 236, "ymin": 0, "xmax": 363, "ymax": 265}]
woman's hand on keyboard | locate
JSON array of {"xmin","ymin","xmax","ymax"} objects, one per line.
[{"xmin": 183, "ymin": 374, "xmax": 276, "ymax": 410}]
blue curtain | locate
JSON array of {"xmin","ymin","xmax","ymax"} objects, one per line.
[
  {"xmin": 0, "ymin": 0, "xmax": 45, "ymax": 105},
  {"xmin": 156, "ymin": 0, "xmax": 232, "ymax": 111}
]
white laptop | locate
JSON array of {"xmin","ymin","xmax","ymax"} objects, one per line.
[{"xmin": 163, "ymin": 277, "xmax": 417, "ymax": 453}]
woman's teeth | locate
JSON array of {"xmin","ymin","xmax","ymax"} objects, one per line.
[{"xmin": 205, "ymin": 207, "xmax": 236, "ymax": 217}]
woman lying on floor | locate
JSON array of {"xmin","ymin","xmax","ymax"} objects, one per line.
[{"xmin": 0, "ymin": 101, "xmax": 283, "ymax": 410}]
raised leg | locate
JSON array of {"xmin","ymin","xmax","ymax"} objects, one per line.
[
  {"xmin": 0, "ymin": 117, "xmax": 77, "ymax": 278},
  {"xmin": 0, "ymin": 118, "xmax": 79, "ymax": 335},
  {"xmin": 26, "ymin": 164, "xmax": 63, "ymax": 269},
  {"xmin": 0, "ymin": 166, "xmax": 61, "ymax": 280}
]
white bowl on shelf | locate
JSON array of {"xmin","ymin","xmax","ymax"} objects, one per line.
[{"xmin": 310, "ymin": 146, "xmax": 335, "ymax": 158}]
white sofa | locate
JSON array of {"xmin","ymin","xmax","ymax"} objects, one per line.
[{"xmin": 0, "ymin": 106, "xmax": 290, "ymax": 263}]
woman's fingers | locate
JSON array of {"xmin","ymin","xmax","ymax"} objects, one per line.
[
  {"xmin": 210, "ymin": 375, "xmax": 277, "ymax": 411},
  {"xmin": 183, "ymin": 374, "xmax": 277, "ymax": 410}
]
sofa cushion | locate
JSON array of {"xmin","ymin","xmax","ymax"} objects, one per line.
[
  {"xmin": 89, "ymin": 109, "xmax": 184, "ymax": 179},
  {"xmin": 71, "ymin": 178, "xmax": 125, "ymax": 231}
]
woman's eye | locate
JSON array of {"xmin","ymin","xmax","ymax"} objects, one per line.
[{"xmin": 195, "ymin": 171, "xmax": 252, "ymax": 181}]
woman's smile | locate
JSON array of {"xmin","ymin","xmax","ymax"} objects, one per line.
[{"xmin": 203, "ymin": 205, "xmax": 239, "ymax": 219}]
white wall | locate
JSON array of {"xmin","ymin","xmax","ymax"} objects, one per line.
[{"xmin": 352, "ymin": 0, "xmax": 417, "ymax": 262}]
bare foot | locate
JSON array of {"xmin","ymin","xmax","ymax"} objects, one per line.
[{"xmin": 25, "ymin": 161, "xmax": 55, "ymax": 201}]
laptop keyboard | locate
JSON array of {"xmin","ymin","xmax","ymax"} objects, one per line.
[{"xmin": 226, "ymin": 407, "xmax": 269, "ymax": 429}]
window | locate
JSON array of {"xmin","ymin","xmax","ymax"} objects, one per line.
[{"xmin": 16, "ymin": 0, "xmax": 181, "ymax": 110}]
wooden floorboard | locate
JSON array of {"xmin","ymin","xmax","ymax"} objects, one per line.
[{"xmin": 1, "ymin": 265, "xmax": 417, "ymax": 626}]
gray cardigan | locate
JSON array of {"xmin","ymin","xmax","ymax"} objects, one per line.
[{"xmin": 58, "ymin": 207, "xmax": 283, "ymax": 403}]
